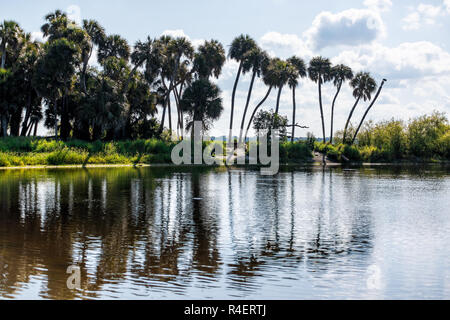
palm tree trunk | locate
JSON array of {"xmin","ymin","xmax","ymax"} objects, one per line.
[
  {"xmin": 168, "ymin": 94, "xmax": 173, "ymax": 134},
  {"xmin": 245, "ymin": 86, "xmax": 272, "ymax": 141},
  {"xmin": 21, "ymin": 93, "xmax": 32, "ymax": 136},
  {"xmin": 318, "ymin": 80, "xmax": 326, "ymax": 164},
  {"xmin": 275, "ymin": 85, "xmax": 283, "ymax": 115},
  {"xmin": 1, "ymin": 44, "xmax": 6, "ymax": 69},
  {"xmin": 291, "ymin": 86, "xmax": 296, "ymax": 143},
  {"xmin": 0, "ymin": 113, "xmax": 8, "ymax": 137},
  {"xmin": 239, "ymin": 71, "xmax": 257, "ymax": 144},
  {"xmin": 229, "ymin": 61, "xmax": 243, "ymax": 142},
  {"xmin": 351, "ymin": 80, "xmax": 386, "ymax": 144},
  {"xmin": 54, "ymin": 98, "xmax": 58, "ymax": 139},
  {"xmin": 330, "ymin": 83, "xmax": 342, "ymax": 145},
  {"xmin": 33, "ymin": 120, "xmax": 38, "ymax": 137},
  {"xmin": 343, "ymin": 96, "xmax": 361, "ymax": 144}
]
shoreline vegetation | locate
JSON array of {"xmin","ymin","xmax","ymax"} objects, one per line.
[
  {"xmin": 0, "ymin": 10, "xmax": 449, "ymax": 169},
  {"xmin": 0, "ymin": 110, "xmax": 449, "ymax": 169}
]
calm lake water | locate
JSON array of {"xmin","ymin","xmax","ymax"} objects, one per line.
[{"xmin": 0, "ymin": 165, "xmax": 449, "ymax": 300}]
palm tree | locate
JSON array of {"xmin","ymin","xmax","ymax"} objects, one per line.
[
  {"xmin": 193, "ymin": 39, "xmax": 226, "ymax": 80},
  {"xmin": 238, "ymin": 47, "xmax": 268, "ymax": 143},
  {"xmin": 244, "ymin": 57, "xmax": 279, "ymax": 141},
  {"xmin": 343, "ymin": 72, "xmax": 377, "ymax": 144},
  {"xmin": 287, "ymin": 56, "xmax": 307, "ymax": 143},
  {"xmin": 97, "ymin": 34, "xmax": 130, "ymax": 64},
  {"xmin": 308, "ymin": 57, "xmax": 332, "ymax": 148},
  {"xmin": 273, "ymin": 58, "xmax": 290, "ymax": 117},
  {"xmin": 0, "ymin": 20, "xmax": 21, "ymax": 69},
  {"xmin": 352, "ymin": 78, "xmax": 387, "ymax": 144},
  {"xmin": 180, "ymin": 78, "xmax": 223, "ymax": 138},
  {"xmin": 228, "ymin": 34, "xmax": 256, "ymax": 141},
  {"xmin": 329, "ymin": 64, "xmax": 353, "ymax": 144},
  {"xmin": 81, "ymin": 19, "xmax": 106, "ymax": 92}
]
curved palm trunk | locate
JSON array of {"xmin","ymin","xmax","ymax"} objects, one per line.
[
  {"xmin": 239, "ymin": 71, "xmax": 257, "ymax": 144},
  {"xmin": 229, "ymin": 61, "xmax": 243, "ymax": 142},
  {"xmin": 318, "ymin": 80, "xmax": 326, "ymax": 164},
  {"xmin": 351, "ymin": 80, "xmax": 386, "ymax": 145},
  {"xmin": 330, "ymin": 83, "xmax": 342, "ymax": 145},
  {"xmin": 168, "ymin": 94, "xmax": 172, "ymax": 134},
  {"xmin": 245, "ymin": 86, "xmax": 272, "ymax": 141},
  {"xmin": 291, "ymin": 86, "xmax": 296, "ymax": 143},
  {"xmin": 33, "ymin": 121, "xmax": 38, "ymax": 137},
  {"xmin": 275, "ymin": 85, "xmax": 283, "ymax": 115},
  {"xmin": 343, "ymin": 96, "xmax": 361, "ymax": 144},
  {"xmin": 53, "ymin": 98, "xmax": 58, "ymax": 140}
]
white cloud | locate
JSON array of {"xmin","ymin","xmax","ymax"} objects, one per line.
[
  {"xmin": 363, "ymin": 0, "xmax": 393, "ymax": 13},
  {"xmin": 333, "ymin": 41, "xmax": 450, "ymax": 80},
  {"xmin": 445, "ymin": 0, "xmax": 450, "ymax": 13},
  {"xmin": 402, "ymin": 3, "xmax": 447, "ymax": 30},
  {"xmin": 304, "ymin": 9, "xmax": 385, "ymax": 51},
  {"xmin": 160, "ymin": 29, "xmax": 204, "ymax": 48},
  {"xmin": 260, "ymin": 32, "xmax": 312, "ymax": 58},
  {"xmin": 67, "ymin": 4, "xmax": 82, "ymax": 26},
  {"xmin": 30, "ymin": 31, "xmax": 46, "ymax": 43}
]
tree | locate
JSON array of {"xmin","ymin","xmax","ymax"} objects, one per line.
[
  {"xmin": 0, "ymin": 20, "xmax": 21, "ymax": 69},
  {"xmin": 80, "ymin": 19, "xmax": 106, "ymax": 92},
  {"xmin": 193, "ymin": 39, "xmax": 226, "ymax": 80},
  {"xmin": 329, "ymin": 64, "xmax": 353, "ymax": 144},
  {"xmin": 308, "ymin": 56, "xmax": 331, "ymax": 150},
  {"xmin": 97, "ymin": 34, "xmax": 130, "ymax": 64},
  {"xmin": 343, "ymin": 72, "xmax": 377, "ymax": 144},
  {"xmin": 228, "ymin": 34, "xmax": 256, "ymax": 141},
  {"xmin": 253, "ymin": 109, "xmax": 288, "ymax": 141},
  {"xmin": 352, "ymin": 78, "xmax": 387, "ymax": 144},
  {"xmin": 33, "ymin": 38, "xmax": 80, "ymax": 139},
  {"xmin": 238, "ymin": 47, "xmax": 268, "ymax": 143},
  {"xmin": 244, "ymin": 57, "xmax": 279, "ymax": 141},
  {"xmin": 180, "ymin": 79, "xmax": 223, "ymax": 137},
  {"xmin": 287, "ymin": 56, "xmax": 307, "ymax": 143}
]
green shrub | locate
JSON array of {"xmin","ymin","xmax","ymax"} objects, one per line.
[{"xmin": 47, "ymin": 148, "xmax": 87, "ymax": 165}]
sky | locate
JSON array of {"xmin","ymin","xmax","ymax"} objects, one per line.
[{"xmin": 2, "ymin": 0, "xmax": 450, "ymax": 137}]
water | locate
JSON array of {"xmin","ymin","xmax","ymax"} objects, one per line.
[{"xmin": 0, "ymin": 165, "xmax": 449, "ymax": 300}]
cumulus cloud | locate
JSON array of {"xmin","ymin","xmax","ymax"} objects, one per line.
[
  {"xmin": 402, "ymin": 3, "xmax": 446, "ymax": 30},
  {"xmin": 363, "ymin": 0, "xmax": 393, "ymax": 12},
  {"xmin": 304, "ymin": 9, "xmax": 385, "ymax": 51},
  {"xmin": 333, "ymin": 41, "xmax": 450, "ymax": 81},
  {"xmin": 160, "ymin": 29, "xmax": 204, "ymax": 48},
  {"xmin": 260, "ymin": 32, "xmax": 312, "ymax": 58},
  {"xmin": 30, "ymin": 31, "xmax": 46, "ymax": 43}
]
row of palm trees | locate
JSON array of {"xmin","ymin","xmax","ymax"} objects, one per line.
[
  {"xmin": 227, "ymin": 35, "xmax": 387, "ymax": 146},
  {"xmin": 1, "ymin": 10, "xmax": 386, "ymax": 146}
]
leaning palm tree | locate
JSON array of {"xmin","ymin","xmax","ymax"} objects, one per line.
[
  {"xmin": 238, "ymin": 47, "xmax": 268, "ymax": 143},
  {"xmin": 228, "ymin": 34, "xmax": 256, "ymax": 141},
  {"xmin": 343, "ymin": 72, "xmax": 377, "ymax": 144},
  {"xmin": 287, "ymin": 56, "xmax": 307, "ymax": 143},
  {"xmin": 97, "ymin": 34, "xmax": 130, "ymax": 64},
  {"xmin": 329, "ymin": 64, "xmax": 353, "ymax": 144},
  {"xmin": 244, "ymin": 57, "xmax": 279, "ymax": 141},
  {"xmin": 351, "ymin": 78, "xmax": 387, "ymax": 144},
  {"xmin": 308, "ymin": 56, "xmax": 332, "ymax": 148},
  {"xmin": 0, "ymin": 20, "xmax": 21, "ymax": 69}
]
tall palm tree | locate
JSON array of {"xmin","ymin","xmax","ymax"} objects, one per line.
[
  {"xmin": 81, "ymin": 19, "xmax": 106, "ymax": 92},
  {"xmin": 329, "ymin": 64, "xmax": 353, "ymax": 144},
  {"xmin": 244, "ymin": 57, "xmax": 279, "ymax": 141},
  {"xmin": 238, "ymin": 47, "xmax": 268, "ymax": 143},
  {"xmin": 308, "ymin": 56, "xmax": 332, "ymax": 148},
  {"xmin": 352, "ymin": 78, "xmax": 387, "ymax": 144},
  {"xmin": 343, "ymin": 72, "xmax": 377, "ymax": 144},
  {"xmin": 0, "ymin": 20, "xmax": 21, "ymax": 69},
  {"xmin": 287, "ymin": 56, "xmax": 307, "ymax": 143},
  {"xmin": 273, "ymin": 58, "xmax": 290, "ymax": 117},
  {"xmin": 193, "ymin": 39, "xmax": 226, "ymax": 80},
  {"xmin": 228, "ymin": 34, "xmax": 256, "ymax": 141}
]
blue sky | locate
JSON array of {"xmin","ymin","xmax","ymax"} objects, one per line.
[{"xmin": 2, "ymin": 0, "xmax": 450, "ymax": 137}]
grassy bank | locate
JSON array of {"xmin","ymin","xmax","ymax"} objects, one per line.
[{"xmin": 0, "ymin": 137, "xmax": 176, "ymax": 167}]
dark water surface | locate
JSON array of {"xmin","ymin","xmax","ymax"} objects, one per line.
[{"xmin": 0, "ymin": 165, "xmax": 449, "ymax": 300}]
